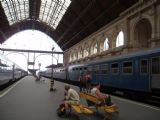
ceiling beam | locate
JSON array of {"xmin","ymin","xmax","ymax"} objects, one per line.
[
  {"xmin": 61, "ymin": 1, "xmax": 118, "ymax": 49},
  {"xmin": 0, "ymin": 30, "xmax": 7, "ymax": 40},
  {"xmin": 29, "ymin": 0, "xmax": 41, "ymax": 20},
  {"xmin": 56, "ymin": 0, "xmax": 96, "ymax": 44},
  {"xmin": 0, "ymin": 48, "xmax": 63, "ymax": 54}
]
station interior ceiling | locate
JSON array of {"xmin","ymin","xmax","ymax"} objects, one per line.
[{"xmin": 0, "ymin": 0, "xmax": 139, "ymax": 51}]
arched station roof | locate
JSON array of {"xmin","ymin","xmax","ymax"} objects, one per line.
[{"xmin": 0, "ymin": 0, "xmax": 139, "ymax": 51}]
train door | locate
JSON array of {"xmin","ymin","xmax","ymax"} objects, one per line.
[
  {"xmin": 68, "ymin": 67, "xmax": 75, "ymax": 81},
  {"xmin": 88, "ymin": 66, "xmax": 93, "ymax": 82},
  {"xmin": 93, "ymin": 65, "xmax": 99, "ymax": 83},
  {"xmin": 78, "ymin": 67, "xmax": 82, "ymax": 81},
  {"xmin": 151, "ymin": 56, "xmax": 160, "ymax": 89},
  {"xmin": 74, "ymin": 68, "xmax": 79, "ymax": 81},
  {"xmin": 65, "ymin": 67, "xmax": 69, "ymax": 80},
  {"xmin": 139, "ymin": 59, "xmax": 150, "ymax": 91}
]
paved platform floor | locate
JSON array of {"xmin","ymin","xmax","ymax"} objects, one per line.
[
  {"xmin": 0, "ymin": 76, "xmax": 97, "ymax": 120},
  {"xmin": 0, "ymin": 76, "xmax": 160, "ymax": 120}
]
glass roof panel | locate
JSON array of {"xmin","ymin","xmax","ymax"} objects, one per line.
[
  {"xmin": 1, "ymin": 0, "xmax": 29, "ymax": 25},
  {"xmin": 39, "ymin": 0, "xmax": 71, "ymax": 29}
]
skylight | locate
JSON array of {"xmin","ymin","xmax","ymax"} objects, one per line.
[
  {"xmin": 1, "ymin": 0, "xmax": 29, "ymax": 25},
  {"xmin": 39, "ymin": 0, "xmax": 71, "ymax": 29}
]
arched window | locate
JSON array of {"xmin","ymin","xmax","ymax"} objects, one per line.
[
  {"xmin": 93, "ymin": 42, "xmax": 98, "ymax": 54},
  {"xmin": 83, "ymin": 49, "xmax": 89, "ymax": 57},
  {"xmin": 134, "ymin": 18, "xmax": 151, "ymax": 48},
  {"xmin": 103, "ymin": 37, "xmax": 109, "ymax": 51},
  {"xmin": 69, "ymin": 53, "xmax": 73, "ymax": 62},
  {"xmin": 73, "ymin": 51, "xmax": 77, "ymax": 60},
  {"xmin": 91, "ymin": 42, "xmax": 98, "ymax": 55},
  {"xmin": 116, "ymin": 31, "xmax": 124, "ymax": 47},
  {"xmin": 83, "ymin": 43, "xmax": 89, "ymax": 57},
  {"xmin": 78, "ymin": 49, "xmax": 83, "ymax": 59}
]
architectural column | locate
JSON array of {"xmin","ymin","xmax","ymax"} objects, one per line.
[
  {"xmin": 123, "ymin": 18, "xmax": 130, "ymax": 53},
  {"xmin": 150, "ymin": 5, "xmax": 160, "ymax": 47},
  {"xmin": 97, "ymin": 37, "xmax": 101, "ymax": 54}
]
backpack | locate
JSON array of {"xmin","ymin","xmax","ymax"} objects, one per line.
[{"xmin": 56, "ymin": 103, "xmax": 66, "ymax": 117}]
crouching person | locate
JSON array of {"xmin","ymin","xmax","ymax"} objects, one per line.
[
  {"xmin": 64, "ymin": 84, "xmax": 80, "ymax": 112},
  {"xmin": 91, "ymin": 82, "xmax": 112, "ymax": 106}
]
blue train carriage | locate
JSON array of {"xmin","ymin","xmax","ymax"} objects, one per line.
[
  {"xmin": 39, "ymin": 69, "xmax": 52, "ymax": 78},
  {"xmin": 52, "ymin": 66, "xmax": 66, "ymax": 80},
  {"xmin": 68, "ymin": 48, "xmax": 160, "ymax": 96},
  {"xmin": 39, "ymin": 64, "xmax": 66, "ymax": 80}
]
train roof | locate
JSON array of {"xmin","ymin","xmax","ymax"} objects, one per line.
[
  {"xmin": 89, "ymin": 48, "xmax": 160, "ymax": 65},
  {"xmin": 74, "ymin": 48, "xmax": 160, "ymax": 67}
]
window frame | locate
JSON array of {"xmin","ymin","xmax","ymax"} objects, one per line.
[
  {"xmin": 122, "ymin": 61, "xmax": 133, "ymax": 75},
  {"xmin": 88, "ymin": 66, "xmax": 92, "ymax": 73},
  {"xmin": 93, "ymin": 65, "xmax": 99, "ymax": 74},
  {"xmin": 151, "ymin": 56, "xmax": 160, "ymax": 74},
  {"xmin": 100, "ymin": 64, "xmax": 109, "ymax": 75},
  {"xmin": 111, "ymin": 63, "xmax": 119, "ymax": 75},
  {"xmin": 140, "ymin": 59, "xmax": 148, "ymax": 75}
]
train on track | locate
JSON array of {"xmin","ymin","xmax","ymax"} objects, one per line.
[
  {"xmin": 40, "ymin": 48, "xmax": 160, "ymax": 96},
  {"xmin": 0, "ymin": 53, "xmax": 27, "ymax": 89}
]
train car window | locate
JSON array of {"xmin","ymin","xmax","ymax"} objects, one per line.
[
  {"xmin": 111, "ymin": 63, "xmax": 119, "ymax": 74},
  {"xmin": 140, "ymin": 60, "xmax": 148, "ymax": 74},
  {"xmin": 84, "ymin": 67, "xmax": 87, "ymax": 70},
  {"xmin": 79, "ymin": 68, "xmax": 82, "ymax": 70},
  {"xmin": 76, "ymin": 68, "xmax": 78, "ymax": 70},
  {"xmin": 72, "ymin": 68, "xmax": 75, "ymax": 71},
  {"xmin": 88, "ymin": 66, "xmax": 92, "ymax": 72},
  {"xmin": 94, "ymin": 65, "xmax": 99, "ymax": 74},
  {"xmin": 152, "ymin": 57, "xmax": 160, "ymax": 74},
  {"xmin": 101, "ymin": 64, "xmax": 108, "ymax": 74},
  {"xmin": 123, "ymin": 61, "xmax": 133, "ymax": 74}
]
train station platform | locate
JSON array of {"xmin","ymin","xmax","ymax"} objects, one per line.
[{"xmin": 0, "ymin": 76, "xmax": 160, "ymax": 120}]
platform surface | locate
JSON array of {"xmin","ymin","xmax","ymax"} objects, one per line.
[{"xmin": 0, "ymin": 76, "xmax": 160, "ymax": 120}]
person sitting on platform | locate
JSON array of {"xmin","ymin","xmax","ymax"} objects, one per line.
[
  {"xmin": 64, "ymin": 84, "xmax": 80, "ymax": 110},
  {"xmin": 90, "ymin": 82, "xmax": 112, "ymax": 106}
]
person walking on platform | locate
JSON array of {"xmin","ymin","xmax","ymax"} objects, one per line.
[
  {"xmin": 85, "ymin": 71, "xmax": 92, "ymax": 92},
  {"xmin": 64, "ymin": 84, "xmax": 80, "ymax": 110},
  {"xmin": 91, "ymin": 82, "xmax": 112, "ymax": 106}
]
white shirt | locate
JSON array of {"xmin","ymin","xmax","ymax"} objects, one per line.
[
  {"xmin": 66, "ymin": 88, "xmax": 79, "ymax": 101},
  {"xmin": 91, "ymin": 87, "xmax": 98, "ymax": 96}
]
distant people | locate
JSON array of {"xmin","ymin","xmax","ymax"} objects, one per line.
[
  {"xmin": 91, "ymin": 82, "xmax": 112, "ymax": 106},
  {"xmin": 38, "ymin": 74, "xmax": 42, "ymax": 81},
  {"xmin": 64, "ymin": 84, "xmax": 80, "ymax": 110},
  {"xmin": 35, "ymin": 75, "xmax": 39, "ymax": 81},
  {"xmin": 85, "ymin": 71, "xmax": 92, "ymax": 92}
]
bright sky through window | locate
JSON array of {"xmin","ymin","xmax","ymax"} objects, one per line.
[
  {"xmin": 116, "ymin": 31, "xmax": 124, "ymax": 47},
  {"xmin": 0, "ymin": 30, "xmax": 63, "ymax": 71},
  {"xmin": 104, "ymin": 38, "xmax": 109, "ymax": 51},
  {"xmin": 1, "ymin": 0, "xmax": 29, "ymax": 25},
  {"xmin": 39, "ymin": 0, "xmax": 71, "ymax": 29}
]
